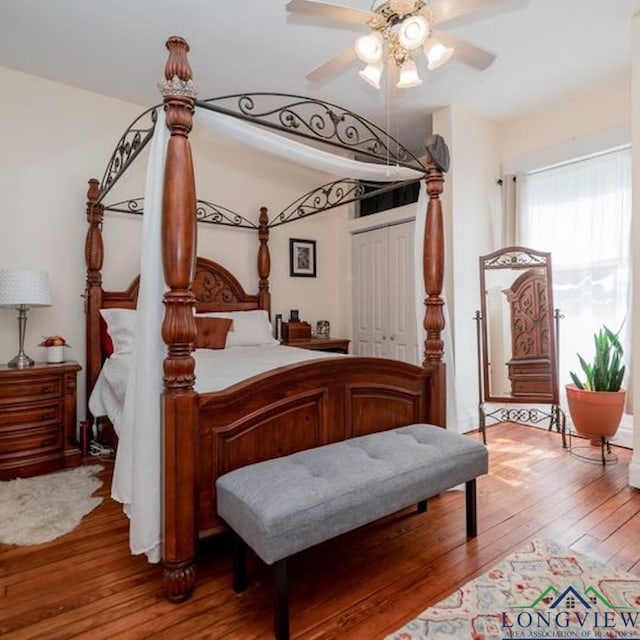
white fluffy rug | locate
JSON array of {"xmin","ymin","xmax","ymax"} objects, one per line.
[{"xmin": 0, "ymin": 465, "xmax": 103, "ymax": 546}]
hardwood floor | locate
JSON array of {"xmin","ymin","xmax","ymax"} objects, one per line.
[{"xmin": 1, "ymin": 423, "xmax": 638, "ymax": 639}]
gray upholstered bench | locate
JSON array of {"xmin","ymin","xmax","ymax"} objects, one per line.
[{"xmin": 216, "ymin": 423, "xmax": 488, "ymax": 640}]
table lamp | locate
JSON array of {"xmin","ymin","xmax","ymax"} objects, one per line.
[{"xmin": 0, "ymin": 268, "xmax": 52, "ymax": 368}]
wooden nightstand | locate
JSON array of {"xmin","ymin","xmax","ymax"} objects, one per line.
[
  {"xmin": 0, "ymin": 361, "xmax": 82, "ymax": 479},
  {"xmin": 283, "ymin": 337, "xmax": 350, "ymax": 354}
]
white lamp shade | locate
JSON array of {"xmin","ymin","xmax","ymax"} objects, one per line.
[
  {"xmin": 0, "ymin": 269, "xmax": 52, "ymax": 308},
  {"xmin": 398, "ymin": 15, "xmax": 429, "ymax": 51},
  {"xmin": 358, "ymin": 61, "xmax": 383, "ymax": 89},
  {"xmin": 396, "ymin": 59, "xmax": 422, "ymax": 88},
  {"xmin": 424, "ymin": 39, "xmax": 454, "ymax": 70},
  {"xmin": 354, "ymin": 31, "xmax": 384, "ymax": 64}
]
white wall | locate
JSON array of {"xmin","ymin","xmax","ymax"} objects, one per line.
[
  {"xmin": 433, "ymin": 106, "xmax": 501, "ymax": 430},
  {"xmin": 0, "ymin": 66, "xmax": 350, "ymax": 419},
  {"xmin": 500, "ymin": 75, "xmax": 631, "ymax": 173},
  {"xmin": 0, "ymin": 67, "xmax": 142, "ymax": 420}
]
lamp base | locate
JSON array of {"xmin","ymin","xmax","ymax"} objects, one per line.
[{"xmin": 8, "ymin": 352, "xmax": 35, "ymax": 368}]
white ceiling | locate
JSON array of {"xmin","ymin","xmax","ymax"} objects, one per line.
[{"xmin": 0, "ymin": 0, "xmax": 638, "ymax": 155}]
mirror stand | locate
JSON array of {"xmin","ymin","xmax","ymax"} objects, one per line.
[
  {"xmin": 475, "ymin": 247, "xmax": 567, "ymax": 447},
  {"xmin": 475, "ymin": 309, "xmax": 566, "ymax": 445}
]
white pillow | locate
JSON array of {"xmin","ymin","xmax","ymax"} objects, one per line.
[
  {"xmin": 100, "ymin": 308, "xmax": 136, "ymax": 355},
  {"xmin": 196, "ymin": 310, "xmax": 278, "ymax": 347}
]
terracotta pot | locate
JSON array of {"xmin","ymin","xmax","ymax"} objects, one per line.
[{"xmin": 565, "ymin": 384, "xmax": 626, "ymax": 439}]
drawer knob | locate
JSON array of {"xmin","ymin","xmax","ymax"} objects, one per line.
[
  {"xmin": 41, "ymin": 385, "xmax": 52, "ymax": 393},
  {"xmin": 42, "ymin": 412, "xmax": 54, "ymax": 420},
  {"xmin": 42, "ymin": 438, "xmax": 53, "ymax": 446}
]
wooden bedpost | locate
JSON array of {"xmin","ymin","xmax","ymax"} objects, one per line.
[
  {"xmin": 85, "ymin": 178, "xmax": 104, "ymax": 415},
  {"xmin": 160, "ymin": 36, "xmax": 199, "ymax": 602},
  {"xmin": 422, "ymin": 139, "xmax": 449, "ymax": 427},
  {"xmin": 257, "ymin": 206, "xmax": 271, "ymax": 312}
]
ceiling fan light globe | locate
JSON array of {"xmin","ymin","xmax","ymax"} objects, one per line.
[
  {"xmin": 424, "ymin": 40, "xmax": 454, "ymax": 70},
  {"xmin": 359, "ymin": 62, "xmax": 383, "ymax": 89},
  {"xmin": 396, "ymin": 58, "xmax": 422, "ymax": 89},
  {"xmin": 398, "ymin": 15, "xmax": 429, "ymax": 51},
  {"xmin": 354, "ymin": 31, "xmax": 384, "ymax": 64}
]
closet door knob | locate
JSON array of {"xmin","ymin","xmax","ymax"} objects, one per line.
[{"xmin": 390, "ymin": 336, "xmax": 395, "ymax": 341}]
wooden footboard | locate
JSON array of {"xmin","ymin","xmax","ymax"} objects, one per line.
[{"xmin": 196, "ymin": 357, "xmax": 438, "ymax": 536}]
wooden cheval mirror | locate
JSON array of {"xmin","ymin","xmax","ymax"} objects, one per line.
[{"xmin": 475, "ymin": 246, "xmax": 566, "ymax": 446}]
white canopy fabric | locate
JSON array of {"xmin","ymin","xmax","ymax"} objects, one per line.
[
  {"xmin": 195, "ymin": 108, "xmax": 425, "ymax": 182},
  {"xmin": 113, "ymin": 105, "xmax": 456, "ymax": 562},
  {"xmin": 112, "ymin": 109, "xmax": 169, "ymax": 562}
]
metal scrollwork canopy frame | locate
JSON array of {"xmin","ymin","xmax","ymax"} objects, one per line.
[
  {"xmin": 196, "ymin": 93, "xmax": 424, "ymax": 170},
  {"xmin": 96, "ymin": 93, "xmax": 426, "ymax": 227}
]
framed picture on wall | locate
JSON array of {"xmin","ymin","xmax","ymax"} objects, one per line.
[{"xmin": 289, "ymin": 238, "xmax": 316, "ymax": 277}]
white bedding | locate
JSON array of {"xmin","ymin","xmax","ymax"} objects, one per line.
[{"xmin": 89, "ymin": 344, "xmax": 339, "ymax": 433}]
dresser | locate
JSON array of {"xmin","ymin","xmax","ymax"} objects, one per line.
[{"xmin": 0, "ymin": 361, "xmax": 82, "ymax": 479}]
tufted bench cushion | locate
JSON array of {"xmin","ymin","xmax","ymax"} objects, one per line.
[{"xmin": 217, "ymin": 423, "xmax": 488, "ymax": 565}]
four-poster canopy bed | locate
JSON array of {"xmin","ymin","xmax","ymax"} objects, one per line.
[{"xmin": 84, "ymin": 36, "xmax": 449, "ymax": 602}]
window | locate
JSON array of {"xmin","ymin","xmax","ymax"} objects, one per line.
[{"xmin": 519, "ymin": 147, "xmax": 632, "ymax": 392}]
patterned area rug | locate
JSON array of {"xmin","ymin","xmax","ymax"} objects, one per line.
[
  {"xmin": 387, "ymin": 539, "xmax": 640, "ymax": 640},
  {"xmin": 0, "ymin": 465, "xmax": 103, "ymax": 546}
]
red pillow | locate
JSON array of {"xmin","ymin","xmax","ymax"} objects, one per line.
[
  {"xmin": 100, "ymin": 314, "xmax": 114, "ymax": 358},
  {"xmin": 194, "ymin": 317, "xmax": 233, "ymax": 349}
]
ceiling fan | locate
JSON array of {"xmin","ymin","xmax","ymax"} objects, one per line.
[{"xmin": 286, "ymin": 0, "xmax": 528, "ymax": 89}]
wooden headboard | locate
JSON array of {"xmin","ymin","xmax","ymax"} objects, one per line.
[
  {"xmin": 85, "ymin": 254, "xmax": 270, "ymax": 420},
  {"xmin": 99, "ymin": 256, "xmax": 266, "ymax": 312}
]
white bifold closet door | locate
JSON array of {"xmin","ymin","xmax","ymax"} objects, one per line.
[{"xmin": 352, "ymin": 221, "xmax": 418, "ymax": 364}]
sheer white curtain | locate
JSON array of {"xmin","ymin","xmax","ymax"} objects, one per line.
[{"xmin": 519, "ymin": 147, "xmax": 632, "ymax": 396}]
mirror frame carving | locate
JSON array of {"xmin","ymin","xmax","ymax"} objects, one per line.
[{"xmin": 478, "ymin": 246, "xmax": 559, "ymax": 405}]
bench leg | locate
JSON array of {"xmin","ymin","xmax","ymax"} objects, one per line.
[
  {"xmin": 417, "ymin": 499, "xmax": 427, "ymax": 513},
  {"xmin": 233, "ymin": 533, "xmax": 248, "ymax": 593},
  {"xmin": 465, "ymin": 479, "xmax": 478, "ymax": 538},
  {"xmin": 273, "ymin": 558, "xmax": 289, "ymax": 640}
]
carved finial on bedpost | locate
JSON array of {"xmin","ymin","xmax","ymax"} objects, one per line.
[
  {"xmin": 160, "ymin": 36, "xmax": 198, "ymax": 604},
  {"xmin": 85, "ymin": 177, "xmax": 104, "ymax": 418},
  {"xmin": 159, "ymin": 37, "xmax": 197, "ymax": 138},
  {"xmin": 257, "ymin": 207, "xmax": 271, "ymax": 313}
]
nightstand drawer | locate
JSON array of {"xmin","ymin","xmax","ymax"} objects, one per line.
[
  {"xmin": 0, "ymin": 361, "xmax": 81, "ymax": 478},
  {"xmin": 0, "ymin": 376, "xmax": 62, "ymax": 405},
  {"xmin": 0, "ymin": 400, "xmax": 62, "ymax": 428},
  {"xmin": 0, "ymin": 425, "xmax": 63, "ymax": 456}
]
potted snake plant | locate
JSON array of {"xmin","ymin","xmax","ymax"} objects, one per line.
[{"xmin": 565, "ymin": 324, "xmax": 626, "ymax": 440}]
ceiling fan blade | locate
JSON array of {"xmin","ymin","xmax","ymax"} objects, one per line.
[
  {"xmin": 433, "ymin": 31, "xmax": 496, "ymax": 70},
  {"xmin": 286, "ymin": 0, "xmax": 375, "ymax": 25},
  {"xmin": 431, "ymin": 0, "xmax": 529, "ymax": 29},
  {"xmin": 307, "ymin": 47, "xmax": 358, "ymax": 83}
]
